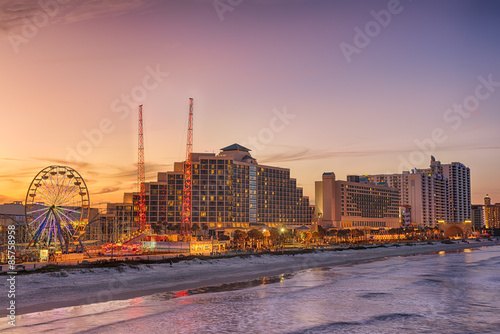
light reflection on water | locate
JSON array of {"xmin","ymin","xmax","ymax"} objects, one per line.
[{"xmin": 4, "ymin": 246, "xmax": 500, "ymax": 334}]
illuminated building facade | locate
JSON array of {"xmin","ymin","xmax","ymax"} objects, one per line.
[
  {"xmin": 399, "ymin": 205, "xmax": 412, "ymax": 226},
  {"xmin": 471, "ymin": 204, "xmax": 484, "ymax": 231},
  {"xmin": 419, "ymin": 158, "xmax": 471, "ymax": 222},
  {"xmin": 484, "ymin": 195, "xmax": 500, "ymax": 229},
  {"xmin": 362, "ymin": 157, "xmax": 471, "ymax": 227},
  {"xmin": 129, "ymin": 144, "xmax": 313, "ymax": 230},
  {"xmin": 315, "ymin": 173, "xmax": 400, "ymax": 229},
  {"xmin": 363, "ymin": 169, "xmax": 449, "ymax": 228}
]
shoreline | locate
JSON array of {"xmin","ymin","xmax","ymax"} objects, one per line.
[{"xmin": 9, "ymin": 240, "xmax": 500, "ymax": 316}]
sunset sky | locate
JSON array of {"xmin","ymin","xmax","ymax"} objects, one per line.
[{"xmin": 1, "ymin": 0, "xmax": 499, "ymax": 205}]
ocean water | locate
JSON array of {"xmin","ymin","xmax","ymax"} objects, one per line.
[{"xmin": 4, "ymin": 246, "xmax": 500, "ymax": 334}]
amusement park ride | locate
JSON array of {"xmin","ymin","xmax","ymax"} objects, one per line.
[
  {"xmin": 24, "ymin": 165, "xmax": 90, "ymax": 256},
  {"xmin": 22, "ymin": 100, "xmax": 195, "ymax": 258},
  {"xmin": 181, "ymin": 98, "xmax": 194, "ymax": 239}
]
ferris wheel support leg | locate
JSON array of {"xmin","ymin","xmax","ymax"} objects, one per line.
[
  {"xmin": 29, "ymin": 221, "xmax": 46, "ymax": 248},
  {"xmin": 57, "ymin": 222, "xmax": 65, "ymax": 252},
  {"xmin": 30, "ymin": 214, "xmax": 51, "ymax": 249}
]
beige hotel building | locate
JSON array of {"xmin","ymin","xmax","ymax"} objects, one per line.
[{"xmin": 315, "ymin": 173, "xmax": 400, "ymax": 229}]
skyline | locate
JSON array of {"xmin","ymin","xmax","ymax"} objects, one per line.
[{"xmin": 1, "ymin": 0, "xmax": 499, "ymax": 205}]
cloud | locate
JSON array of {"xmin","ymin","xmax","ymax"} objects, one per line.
[
  {"xmin": 0, "ymin": 169, "xmax": 40, "ymax": 179},
  {"xmin": 93, "ymin": 186, "xmax": 121, "ymax": 195},
  {"xmin": 0, "ymin": 194, "xmax": 16, "ymax": 203},
  {"xmin": 16, "ymin": 158, "xmax": 173, "ymax": 188},
  {"xmin": 98, "ymin": 162, "xmax": 173, "ymax": 181},
  {"xmin": 258, "ymin": 146, "xmax": 404, "ymax": 164},
  {"xmin": 0, "ymin": 157, "xmax": 27, "ymax": 161},
  {"xmin": 258, "ymin": 144, "xmax": 500, "ymax": 164},
  {"xmin": 0, "ymin": 0, "xmax": 151, "ymax": 38},
  {"xmin": 34, "ymin": 158, "xmax": 90, "ymax": 170},
  {"xmin": 474, "ymin": 146, "xmax": 500, "ymax": 151},
  {"xmin": 62, "ymin": 0, "xmax": 150, "ymax": 24},
  {"xmin": 5, "ymin": 178, "xmax": 23, "ymax": 184}
]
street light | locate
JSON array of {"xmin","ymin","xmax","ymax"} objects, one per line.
[
  {"xmin": 280, "ymin": 227, "xmax": 285, "ymax": 253},
  {"xmin": 262, "ymin": 229, "xmax": 267, "ymax": 249}
]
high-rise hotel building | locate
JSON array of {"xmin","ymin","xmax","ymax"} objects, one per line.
[
  {"xmin": 363, "ymin": 157, "xmax": 470, "ymax": 227},
  {"xmin": 315, "ymin": 173, "xmax": 400, "ymax": 229},
  {"xmin": 129, "ymin": 144, "xmax": 313, "ymax": 230},
  {"xmin": 471, "ymin": 204, "xmax": 484, "ymax": 231},
  {"xmin": 364, "ymin": 170, "xmax": 449, "ymax": 227},
  {"xmin": 418, "ymin": 157, "xmax": 471, "ymax": 222},
  {"xmin": 484, "ymin": 195, "xmax": 500, "ymax": 229}
]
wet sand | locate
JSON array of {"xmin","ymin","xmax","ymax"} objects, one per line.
[{"xmin": 7, "ymin": 240, "xmax": 499, "ymax": 316}]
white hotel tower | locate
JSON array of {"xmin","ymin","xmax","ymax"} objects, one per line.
[
  {"xmin": 418, "ymin": 157, "xmax": 471, "ymax": 223},
  {"xmin": 363, "ymin": 157, "xmax": 471, "ymax": 227}
]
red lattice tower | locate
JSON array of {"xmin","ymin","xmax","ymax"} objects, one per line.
[
  {"xmin": 138, "ymin": 105, "xmax": 147, "ymax": 232},
  {"xmin": 181, "ymin": 98, "xmax": 193, "ymax": 236}
]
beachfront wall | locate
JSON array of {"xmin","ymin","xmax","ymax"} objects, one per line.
[{"xmin": 316, "ymin": 172, "xmax": 400, "ymax": 230}]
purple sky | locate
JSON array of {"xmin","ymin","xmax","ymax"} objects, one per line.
[{"xmin": 1, "ymin": 0, "xmax": 499, "ymax": 205}]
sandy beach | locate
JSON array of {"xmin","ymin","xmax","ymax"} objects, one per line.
[{"xmin": 4, "ymin": 240, "xmax": 499, "ymax": 317}]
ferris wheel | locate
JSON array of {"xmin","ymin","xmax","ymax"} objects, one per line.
[{"xmin": 25, "ymin": 166, "xmax": 90, "ymax": 251}]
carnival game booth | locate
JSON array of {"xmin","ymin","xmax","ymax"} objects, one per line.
[{"xmin": 102, "ymin": 243, "xmax": 142, "ymax": 256}]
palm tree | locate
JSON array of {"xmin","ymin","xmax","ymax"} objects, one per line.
[
  {"xmin": 191, "ymin": 223, "xmax": 200, "ymax": 236},
  {"xmin": 269, "ymin": 228, "xmax": 279, "ymax": 247},
  {"xmin": 337, "ymin": 229, "xmax": 350, "ymax": 243},
  {"xmin": 247, "ymin": 229, "xmax": 263, "ymax": 249},
  {"xmin": 351, "ymin": 229, "xmax": 364, "ymax": 242},
  {"xmin": 301, "ymin": 232, "xmax": 312, "ymax": 245},
  {"xmin": 262, "ymin": 229, "xmax": 271, "ymax": 248},
  {"xmin": 150, "ymin": 222, "xmax": 162, "ymax": 234},
  {"xmin": 233, "ymin": 230, "xmax": 248, "ymax": 249},
  {"xmin": 312, "ymin": 231, "xmax": 323, "ymax": 245},
  {"xmin": 326, "ymin": 229, "xmax": 338, "ymax": 244},
  {"xmin": 167, "ymin": 223, "xmax": 180, "ymax": 233}
]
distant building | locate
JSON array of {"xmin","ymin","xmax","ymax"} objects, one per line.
[
  {"xmin": 0, "ymin": 201, "xmax": 104, "ymax": 246},
  {"xmin": 471, "ymin": 205, "xmax": 484, "ymax": 231},
  {"xmin": 484, "ymin": 194, "xmax": 500, "ymax": 229},
  {"xmin": 79, "ymin": 204, "xmax": 133, "ymax": 244},
  {"xmin": 399, "ymin": 205, "xmax": 412, "ymax": 226},
  {"xmin": 0, "ymin": 201, "xmax": 28, "ymax": 246},
  {"xmin": 315, "ymin": 172, "xmax": 400, "ymax": 229},
  {"xmin": 0, "ymin": 201, "xmax": 25, "ymax": 219},
  {"xmin": 363, "ymin": 168, "xmax": 448, "ymax": 227},
  {"xmin": 362, "ymin": 157, "xmax": 471, "ymax": 227},
  {"xmin": 419, "ymin": 157, "xmax": 471, "ymax": 222},
  {"xmin": 124, "ymin": 144, "xmax": 313, "ymax": 234}
]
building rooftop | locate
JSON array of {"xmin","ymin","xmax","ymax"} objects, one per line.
[{"xmin": 220, "ymin": 143, "xmax": 251, "ymax": 152}]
